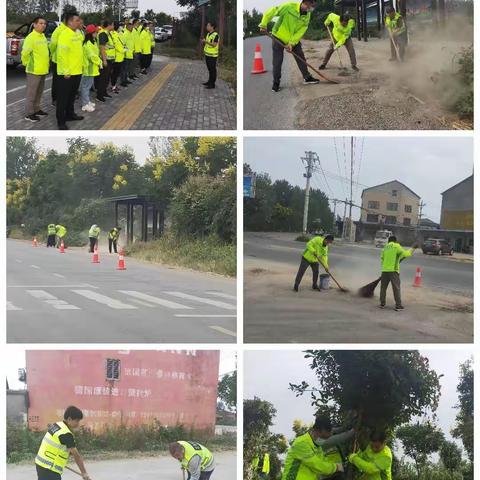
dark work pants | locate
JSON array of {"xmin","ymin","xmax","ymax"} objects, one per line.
[
  {"xmin": 322, "ymin": 37, "xmax": 357, "ymax": 67},
  {"xmin": 51, "ymin": 62, "xmax": 59, "ymax": 102},
  {"xmin": 56, "ymin": 74, "xmax": 82, "ymax": 126},
  {"xmin": 123, "ymin": 59, "xmax": 132, "ymax": 82},
  {"xmin": 37, "ymin": 464, "xmax": 61, "ymax": 480},
  {"xmin": 108, "ymin": 238, "xmax": 118, "ymax": 253},
  {"xmin": 272, "ymin": 37, "xmax": 309, "ymax": 84},
  {"xmin": 97, "ymin": 61, "xmax": 112, "ymax": 99},
  {"xmin": 187, "ymin": 470, "xmax": 214, "ymax": 480},
  {"xmin": 140, "ymin": 54, "xmax": 149, "ymax": 69},
  {"xmin": 47, "ymin": 234, "xmax": 56, "ymax": 247},
  {"xmin": 205, "ymin": 55, "xmax": 217, "ymax": 86},
  {"xmin": 380, "ymin": 271, "xmax": 402, "ymax": 307},
  {"xmin": 390, "ymin": 32, "xmax": 407, "ymax": 61},
  {"xmin": 89, "ymin": 237, "xmax": 98, "ymax": 253},
  {"xmin": 294, "ymin": 256, "xmax": 319, "ymax": 289},
  {"xmin": 111, "ymin": 62, "xmax": 122, "ymax": 87},
  {"xmin": 145, "ymin": 53, "xmax": 153, "ymax": 69}
]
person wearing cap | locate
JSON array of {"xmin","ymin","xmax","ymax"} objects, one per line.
[
  {"xmin": 293, "ymin": 234, "xmax": 334, "ymax": 292},
  {"xmin": 139, "ymin": 21, "xmax": 152, "ymax": 74},
  {"xmin": 21, "ymin": 16, "xmax": 50, "ymax": 123},
  {"xmin": 259, "ymin": 0, "xmax": 320, "ymax": 92},
  {"xmin": 79, "ymin": 25, "xmax": 101, "ymax": 113}
]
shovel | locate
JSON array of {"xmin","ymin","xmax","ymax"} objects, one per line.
[
  {"xmin": 326, "ymin": 26, "xmax": 350, "ymax": 76},
  {"xmin": 65, "ymin": 466, "xmax": 83, "ymax": 477},
  {"xmin": 387, "ymin": 28, "xmax": 402, "ymax": 62},
  {"xmin": 266, "ymin": 32, "xmax": 339, "ymax": 84}
]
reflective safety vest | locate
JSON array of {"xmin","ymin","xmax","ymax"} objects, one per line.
[
  {"xmin": 325, "ymin": 12, "xmax": 356, "ymax": 48},
  {"xmin": 121, "ymin": 29, "xmax": 135, "ymax": 59},
  {"xmin": 112, "ymin": 30, "xmax": 125, "ymax": 62},
  {"xmin": 386, "ymin": 13, "xmax": 406, "ymax": 34},
  {"xmin": 381, "ymin": 241, "xmax": 412, "ymax": 273},
  {"xmin": 35, "ymin": 422, "xmax": 72, "ymax": 474},
  {"xmin": 109, "ymin": 228, "xmax": 120, "ymax": 240},
  {"xmin": 139, "ymin": 28, "xmax": 152, "ymax": 54},
  {"xmin": 349, "ymin": 445, "xmax": 392, "ymax": 480},
  {"xmin": 56, "ymin": 225, "xmax": 67, "ymax": 238},
  {"xmin": 98, "ymin": 27, "xmax": 116, "ymax": 60},
  {"xmin": 253, "ymin": 453, "xmax": 270, "ymax": 474},
  {"xmin": 178, "ymin": 441, "xmax": 214, "ymax": 471},
  {"xmin": 57, "ymin": 26, "xmax": 83, "ymax": 76},
  {"xmin": 50, "ymin": 23, "xmax": 67, "ymax": 63},
  {"xmin": 89, "ymin": 225, "xmax": 100, "ymax": 238},
  {"xmin": 303, "ymin": 236, "xmax": 329, "ymax": 268},
  {"xmin": 83, "ymin": 40, "xmax": 101, "ymax": 76},
  {"xmin": 21, "ymin": 30, "xmax": 49, "ymax": 75},
  {"xmin": 150, "ymin": 30, "xmax": 155, "ymax": 48},
  {"xmin": 47, "ymin": 224, "xmax": 57, "ymax": 235},
  {"xmin": 133, "ymin": 26, "xmax": 142, "ymax": 53},
  {"xmin": 204, "ymin": 31, "xmax": 219, "ymax": 57}
]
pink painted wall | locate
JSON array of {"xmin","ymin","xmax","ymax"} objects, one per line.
[{"xmin": 26, "ymin": 350, "xmax": 219, "ymax": 432}]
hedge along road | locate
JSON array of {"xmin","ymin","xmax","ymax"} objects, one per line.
[
  {"xmin": 7, "ymin": 239, "xmax": 236, "ymax": 343},
  {"xmin": 7, "ymin": 452, "xmax": 237, "ymax": 480}
]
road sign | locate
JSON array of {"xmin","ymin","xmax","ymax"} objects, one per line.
[
  {"xmin": 244, "ymin": 175, "xmax": 255, "ymax": 198},
  {"xmin": 125, "ymin": 0, "xmax": 139, "ymax": 8}
]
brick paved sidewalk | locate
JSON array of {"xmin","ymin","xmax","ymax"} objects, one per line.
[{"xmin": 7, "ymin": 57, "xmax": 236, "ymax": 131}]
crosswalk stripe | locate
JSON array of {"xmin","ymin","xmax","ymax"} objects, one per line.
[
  {"xmin": 7, "ymin": 301, "xmax": 22, "ymax": 311},
  {"xmin": 164, "ymin": 292, "xmax": 236, "ymax": 310},
  {"xmin": 72, "ymin": 290, "xmax": 137, "ymax": 309},
  {"xmin": 205, "ymin": 291, "xmax": 236, "ymax": 300},
  {"xmin": 26, "ymin": 290, "xmax": 80, "ymax": 310},
  {"xmin": 209, "ymin": 326, "xmax": 237, "ymax": 337},
  {"xmin": 119, "ymin": 291, "xmax": 192, "ymax": 309}
]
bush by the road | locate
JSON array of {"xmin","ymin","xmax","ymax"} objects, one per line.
[
  {"xmin": 7, "ymin": 421, "xmax": 236, "ymax": 463},
  {"xmin": 126, "ymin": 233, "xmax": 236, "ymax": 277}
]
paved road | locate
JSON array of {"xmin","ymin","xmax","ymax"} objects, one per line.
[
  {"xmin": 245, "ymin": 232, "xmax": 473, "ymax": 292},
  {"xmin": 7, "ymin": 56, "xmax": 236, "ymax": 130},
  {"xmin": 7, "ymin": 452, "xmax": 236, "ymax": 480},
  {"xmin": 244, "ymin": 36, "xmax": 297, "ymax": 130},
  {"xmin": 7, "ymin": 240, "xmax": 236, "ymax": 343}
]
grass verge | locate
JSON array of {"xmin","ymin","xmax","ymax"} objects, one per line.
[{"xmin": 126, "ymin": 234, "xmax": 236, "ymax": 277}]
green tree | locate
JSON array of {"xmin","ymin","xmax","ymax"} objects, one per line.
[
  {"xmin": 452, "ymin": 359, "xmax": 473, "ymax": 461},
  {"xmin": 396, "ymin": 422, "xmax": 445, "ymax": 477},
  {"xmin": 439, "ymin": 440, "xmax": 463, "ymax": 472},
  {"xmin": 7, "ymin": 137, "xmax": 40, "ymax": 180},
  {"xmin": 218, "ymin": 370, "xmax": 237, "ymax": 412},
  {"xmin": 144, "ymin": 8, "xmax": 156, "ymax": 21}
]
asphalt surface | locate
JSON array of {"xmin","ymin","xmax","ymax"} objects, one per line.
[
  {"xmin": 7, "ymin": 452, "xmax": 236, "ymax": 480},
  {"xmin": 7, "ymin": 239, "xmax": 236, "ymax": 343},
  {"xmin": 245, "ymin": 232, "xmax": 473, "ymax": 293},
  {"xmin": 244, "ymin": 35, "xmax": 297, "ymax": 129},
  {"xmin": 7, "ymin": 66, "xmax": 53, "ymax": 107}
]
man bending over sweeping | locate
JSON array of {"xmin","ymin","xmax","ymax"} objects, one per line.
[
  {"xmin": 294, "ymin": 234, "xmax": 334, "ymax": 292},
  {"xmin": 379, "ymin": 236, "xmax": 414, "ymax": 311},
  {"xmin": 170, "ymin": 441, "xmax": 215, "ymax": 480}
]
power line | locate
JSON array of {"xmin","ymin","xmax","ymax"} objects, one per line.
[
  {"xmin": 333, "ymin": 138, "xmax": 347, "ymax": 199},
  {"xmin": 354, "ymin": 138, "xmax": 365, "ymax": 199}
]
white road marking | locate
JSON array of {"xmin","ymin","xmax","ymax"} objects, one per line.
[
  {"xmin": 72, "ymin": 290, "xmax": 137, "ymax": 309},
  {"xmin": 129, "ymin": 298, "xmax": 157, "ymax": 308},
  {"xmin": 26, "ymin": 290, "xmax": 80, "ymax": 310},
  {"xmin": 120, "ymin": 291, "xmax": 193, "ymax": 310},
  {"xmin": 164, "ymin": 291, "xmax": 236, "ymax": 310},
  {"xmin": 209, "ymin": 326, "xmax": 237, "ymax": 337},
  {"xmin": 15, "ymin": 259, "xmax": 23, "ymax": 263},
  {"xmin": 175, "ymin": 314, "xmax": 237, "ymax": 318},
  {"xmin": 7, "ymin": 87, "xmax": 52, "ymax": 107},
  {"xmin": 53, "ymin": 273, "xmax": 65, "ymax": 278},
  {"xmin": 9, "ymin": 284, "xmax": 98, "ymax": 288},
  {"xmin": 7, "ymin": 301, "xmax": 22, "ymax": 311},
  {"xmin": 30, "ymin": 265, "xmax": 40, "ymax": 269},
  {"xmin": 205, "ymin": 291, "xmax": 236, "ymax": 300},
  {"xmin": 7, "ymin": 76, "xmax": 52, "ymax": 93}
]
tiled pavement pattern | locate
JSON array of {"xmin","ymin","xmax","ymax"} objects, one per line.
[{"xmin": 7, "ymin": 58, "xmax": 236, "ymax": 130}]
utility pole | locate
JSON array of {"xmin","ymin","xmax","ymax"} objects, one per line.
[
  {"xmin": 301, "ymin": 151, "xmax": 319, "ymax": 234},
  {"xmin": 418, "ymin": 200, "xmax": 426, "ymax": 225},
  {"xmin": 342, "ymin": 197, "xmax": 348, "ymax": 239},
  {"xmin": 332, "ymin": 199, "xmax": 338, "ymax": 233}
]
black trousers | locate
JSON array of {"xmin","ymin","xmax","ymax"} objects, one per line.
[
  {"xmin": 272, "ymin": 37, "xmax": 309, "ymax": 84},
  {"xmin": 145, "ymin": 53, "xmax": 153, "ymax": 69},
  {"xmin": 47, "ymin": 234, "xmax": 56, "ymax": 247},
  {"xmin": 56, "ymin": 74, "xmax": 82, "ymax": 126},
  {"xmin": 380, "ymin": 271, "xmax": 402, "ymax": 307},
  {"xmin": 111, "ymin": 61, "xmax": 123, "ymax": 87},
  {"xmin": 205, "ymin": 55, "xmax": 217, "ymax": 86},
  {"xmin": 294, "ymin": 256, "xmax": 319, "ymax": 289},
  {"xmin": 51, "ymin": 62, "xmax": 59, "ymax": 102},
  {"xmin": 187, "ymin": 470, "xmax": 214, "ymax": 480},
  {"xmin": 122, "ymin": 59, "xmax": 132, "ymax": 82},
  {"xmin": 109, "ymin": 238, "xmax": 118, "ymax": 253},
  {"xmin": 97, "ymin": 61, "xmax": 112, "ymax": 99},
  {"xmin": 36, "ymin": 464, "xmax": 61, "ymax": 480},
  {"xmin": 89, "ymin": 237, "xmax": 98, "ymax": 253}
]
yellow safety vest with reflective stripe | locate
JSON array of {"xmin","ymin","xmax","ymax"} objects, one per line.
[
  {"xmin": 178, "ymin": 441, "xmax": 214, "ymax": 471},
  {"xmin": 133, "ymin": 26, "xmax": 142, "ymax": 53},
  {"xmin": 325, "ymin": 13, "xmax": 356, "ymax": 48},
  {"xmin": 47, "ymin": 224, "xmax": 57, "ymax": 235},
  {"xmin": 109, "ymin": 228, "xmax": 120, "ymax": 240},
  {"xmin": 98, "ymin": 27, "xmax": 116, "ymax": 60},
  {"xmin": 386, "ymin": 13, "xmax": 406, "ymax": 34},
  {"xmin": 21, "ymin": 30, "xmax": 49, "ymax": 75},
  {"xmin": 35, "ymin": 422, "xmax": 72, "ymax": 474},
  {"xmin": 50, "ymin": 23, "xmax": 67, "ymax": 63},
  {"xmin": 56, "ymin": 225, "xmax": 67, "ymax": 237},
  {"xmin": 89, "ymin": 226, "xmax": 101, "ymax": 238},
  {"xmin": 83, "ymin": 40, "xmax": 101, "ymax": 76},
  {"xmin": 140, "ymin": 28, "xmax": 152, "ymax": 54},
  {"xmin": 204, "ymin": 31, "xmax": 219, "ymax": 57},
  {"xmin": 57, "ymin": 27, "xmax": 83, "ymax": 76},
  {"xmin": 121, "ymin": 29, "xmax": 134, "ymax": 59},
  {"xmin": 112, "ymin": 30, "xmax": 125, "ymax": 62}
]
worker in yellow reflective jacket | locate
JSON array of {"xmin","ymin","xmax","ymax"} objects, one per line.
[
  {"xmin": 385, "ymin": 6, "xmax": 407, "ymax": 61},
  {"xmin": 169, "ymin": 441, "xmax": 215, "ymax": 480},
  {"xmin": 35, "ymin": 406, "xmax": 92, "ymax": 480}
]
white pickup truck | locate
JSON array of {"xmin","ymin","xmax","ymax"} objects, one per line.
[{"xmin": 7, "ymin": 20, "xmax": 59, "ymax": 67}]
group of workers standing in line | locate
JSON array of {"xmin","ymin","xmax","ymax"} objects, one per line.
[
  {"xmin": 251, "ymin": 414, "xmax": 392, "ymax": 480},
  {"xmin": 21, "ymin": 8, "xmax": 157, "ymax": 129},
  {"xmin": 46, "ymin": 223, "xmax": 121, "ymax": 253},
  {"xmin": 294, "ymin": 234, "xmax": 414, "ymax": 311},
  {"xmin": 259, "ymin": 0, "xmax": 407, "ymax": 92}
]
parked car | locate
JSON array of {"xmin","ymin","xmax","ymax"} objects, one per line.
[
  {"xmin": 374, "ymin": 229, "xmax": 393, "ymax": 248},
  {"xmin": 422, "ymin": 238, "xmax": 454, "ymax": 256},
  {"xmin": 7, "ymin": 20, "xmax": 59, "ymax": 67},
  {"xmin": 154, "ymin": 27, "xmax": 169, "ymax": 42},
  {"xmin": 162, "ymin": 25, "xmax": 173, "ymax": 39}
]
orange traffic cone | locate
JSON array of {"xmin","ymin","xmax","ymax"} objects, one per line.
[
  {"xmin": 251, "ymin": 43, "xmax": 267, "ymax": 74},
  {"xmin": 32, "ymin": 237, "xmax": 38, "ymax": 247},
  {"xmin": 92, "ymin": 244, "xmax": 100, "ymax": 264},
  {"xmin": 59, "ymin": 239, "xmax": 65, "ymax": 254},
  {"xmin": 117, "ymin": 248, "xmax": 126, "ymax": 270},
  {"xmin": 413, "ymin": 267, "xmax": 422, "ymax": 287}
]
